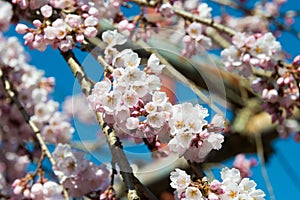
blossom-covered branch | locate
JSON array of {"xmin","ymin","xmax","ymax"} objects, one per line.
[
  {"xmin": 0, "ymin": 68, "xmax": 70, "ymax": 199},
  {"xmin": 60, "ymin": 50, "xmax": 142, "ymax": 200}
]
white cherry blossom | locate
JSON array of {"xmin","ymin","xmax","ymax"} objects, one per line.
[
  {"xmin": 102, "ymin": 29, "xmax": 127, "ymax": 47},
  {"xmin": 147, "ymin": 112, "xmax": 165, "ymax": 128},
  {"xmin": 221, "ymin": 167, "xmax": 241, "ymax": 184},
  {"xmin": 187, "ymin": 22, "xmax": 203, "ymax": 39},
  {"xmin": 147, "ymin": 54, "xmax": 166, "ymax": 74},
  {"xmin": 185, "ymin": 186, "xmax": 203, "ymax": 200},
  {"xmin": 170, "ymin": 168, "xmax": 191, "ymax": 190},
  {"xmin": 197, "ymin": 3, "xmax": 212, "ymax": 18},
  {"xmin": 152, "ymin": 91, "xmax": 168, "ymax": 104},
  {"xmin": 126, "ymin": 117, "xmax": 139, "ymax": 130},
  {"xmin": 123, "ymin": 52, "xmax": 141, "ymax": 68}
]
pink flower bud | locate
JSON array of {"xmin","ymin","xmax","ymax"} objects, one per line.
[
  {"xmin": 15, "ymin": 24, "xmax": 28, "ymax": 34},
  {"xmin": 118, "ymin": 20, "xmax": 129, "ymax": 32},
  {"xmin": 12, "ymin": 179, "xmax": 21, "ymax": 187},
  {"xmin": 84, "ymin": 16, "xmax": 98, "ymax": 27},
  {"xmin": 24, "ymin": 32, "xmax": 34, "ymax": 44},
  {"xmin": 23, "ymin": 189, "xmax": 31, "ymax": 198},
  {"xmin": 113, "ymin": 2, "xmax": 120, "ymax": 8},
  {"xmin": 13, "ymin": 186, "xmax": 23, "ymax": 195},
  {"xmin": 127, "ymin": 23, "xmax": 135, "ymax": 32},
  {"xmin": 81, "ymin": 5, "xmax": 89, "ymax": 11},
  {"xmin": 82, "ymin": 13, "xmax": 89, "ymax": 18},
  {"xmin": 41, "ymin": 5, "xmax": 53, "ymax": 18},
  {"xmin": 138, "ymin": 99, "xmax": 144, "ymax": 108},
  {"xmin": 139, "ymin": 108, "xmax": 146, "ymax": 115},
  {"xmin": 84, "ymin": 27, "xmax": 97, "ymax": 37},
  {"xmin": 76, "ymin": 34, "xmax": 84, "ymax": 43},
  {"xmin": 131, "ymin": 111, "xmax": 139, "ymax": 117},
  {"xmin": 44, "ymin": 26, "xmax": 56, "ymax": 40},
  {"xmin": 88, "ymin": 7, "xmax": 99, "ymax": 17},
  {"xmin": 242, "ymin": 53, "xmax": 250, "ymax": 63},
  {"xmin": 58, "ymin": 39, "xmax": 73, "ymax": 52},
  {"xmin": 210, "ymin": 180, "xmax": 221, "ymax": 191},
  {"xmin": 277, "ymin": 77, "xmax": 284, "ymax": 85},
  {"xmin": 267, "ymin": 89, "xmax": 278, "ymax": 103},
  {"xmin": 262, "ymin": 88, "xmax": 269, "ymax": 99},
  {"xmin": 293, "ymin": 55, "xmax": 300, "ymax": 66},
  {"xmin": 200, "ymin": 130, "xmax": 209, "ymax": 138},
  {"xmin": 159, "ymin": 3, "xmax": 174, "ymax": 18},
  {"xmin": 182, "ymin": 35, "xmax": 192, "ymax": 44},
  {"xmin": 33, "ymin": 19, "xmax": 42, "ymax": 27},
  {"xmin": 198, "ymin": 140, "xmax": 203, "ymax": 147},
  {"xmin": 284, "ymin": 77, "xmax": 290, "ymax": 84},
  {"xmin": 155, "ymin": 141, "xmax": 161, "ymax": 147}
]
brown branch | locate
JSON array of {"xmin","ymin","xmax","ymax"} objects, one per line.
[
  {"xmin": 31, "ymin": 150, "xmax": 46, "ymax": 180},
  {"xmin": 129, "ymin": 0, "xmax": 237, "ymax": 37},
  {"xmin": 60, "ymin": 50, "xmax": 159, "ymax": 200},
  {"xmin": 0, "ymin": 68, "xmax": 69, "ymax": 200}
]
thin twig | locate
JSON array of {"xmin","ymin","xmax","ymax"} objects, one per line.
[
  {"xmin": 187, "ymin": 161, "xmax": 206, "ymax": 179},
  {"xmin": 255, "ymin": 133, "xmax": 275, "ymax": 200},
  {"xmin": 0, "ymin": 68, "xmax": 69, "ymax": 200},
  {"xmin": 31, "ymin": 151, "xmax": 46, "ymax": 179},
  {"xmin": 129, "ymin": 0, "xmax": 237, "ymax": 37}
]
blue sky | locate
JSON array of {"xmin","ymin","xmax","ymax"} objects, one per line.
[{"xmin": 4, "ymin": 0, "xmax": 300, "ymax": 199}]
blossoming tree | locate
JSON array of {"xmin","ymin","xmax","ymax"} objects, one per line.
[{"xmin": 0, "ymin": 0, "xmax": 299, "ymax": 199}]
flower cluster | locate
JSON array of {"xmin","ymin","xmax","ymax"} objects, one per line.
[
  {"xmin": 179, "ymin": 3, "xmax": 213, "ymax": 57},
  {"xmin": 223, "ymin": 0, "xmax": 288, "ymax": 34},
  {"xmin": 221, "ymin": 32, "xmax": 300, "ymax": 127},
  {"xmin": 87, "ymin": 49, "xmax": 169, "ymax": 143},
  {"xmin": 12, "ymin": 179, "xmax": 64, "ymax": 199},
  {"xmin": 276, "ymin": 119, "xmax": 300, "ymax": 141},
  {"xmin": 0, "ymin": 35, "xmax": 74, "ymax": 144},
  {"xmin": 87, "ymin": 30, "xmax": 224, "ymax": 161},
  {"xmin": 221, "ymin": 32, "xmax": 282, "ymax": 77},
  {"xmin": 169, "ymin": 107, "xmax": 224, "ymax": 162},
  {"xmin": 0, "ymin": 34, "xmax": 74, "ymax": 195},
  {"xmin": 170, "ymin": 167, "xmax": 265, "ymax": 200},
  {"xmin": 182, "ymin": 21, "xmax": 212, "ymax": 57},
  {"xmin": 1, "ymin": 152, "xmax": 30, "ymax": 196},
  {"xmin": 52, "ymin": 143, "xmax": 110, "ymax": 197},
  {"xmin": 15, "ymin": 2, "xmax": 99, "ymax": 51}
]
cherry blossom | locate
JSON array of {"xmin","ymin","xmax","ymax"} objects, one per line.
[
  {"xmin": 159, "ymin": 3, "xmax": 174, "ymax": 18},
  {"xmin": 170, "ymin": 168, "xmax": 191, "ymax": 192},
  {"xmin": 170, "ymin": 167, "xmax": 265, "ymax": 200},
  {"xmin": 15, "ymin": 1, "xmax": 100, "ymax": 52},
  {"xmin": 233, "ymin": 154, "xmax": 257, "ymax": 178},
  {"xmin": 52, "ymin": 143, "xmax": 110, "ymax": 197}
]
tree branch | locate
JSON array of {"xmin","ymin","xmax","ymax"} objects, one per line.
[
  {"xmin": 129, "ymin": 0, "xmax": 237, "ymax": 37},
  {"xmin": 0, "ymin": 68, "xmax": 69, "ymax": 200},
  {"xmin": 60, "ymin": 50, "xmax": 158, "ymax": 200}
]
